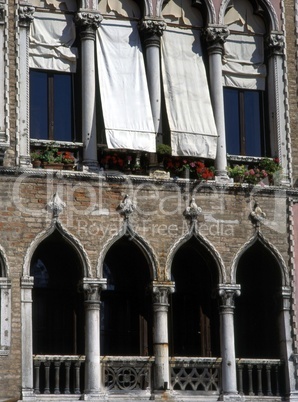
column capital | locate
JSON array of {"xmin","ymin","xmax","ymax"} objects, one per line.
[
  {"xmin": 75, "ymin": 11, "xmax": 102, "ymax": 40},
  {"xmin": 218, "ymin": 284, "xmax": 241, "ymax": 310},
  {"xmin": 151, "ymin": 281, "xmax": 175, "ymax": 305},
  {"xmin": 81, "ymin": 278, "xmax": 107, "ymax": 304},
  {"xmin": 18, "ymin": 4, "xmax": 35, "ymax": 28},
  {"xmin": 21, "ymin": 276, "xmax": 34, "ymax": 289},
  {"xmin": 205, "ymin": 25, "xmax": 229, "ymax": 54},
  {"xmin": 139, "ymin": 18, "xmax": 167, "ymax": 37},
  {"xmin": 266, "ymin": 32, "xmax": 284, "ymax": 57}
]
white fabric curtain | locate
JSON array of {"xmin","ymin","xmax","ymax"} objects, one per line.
[
  {"xmin": 96, "ymin": 20, "xmax": 156, "ymax": 152},
  {"xmin": 29, "ymin": 12, "xmax": 77, "ymax": 72},
  {"xmin": 222, "ymin": 34, "xmax": 266, "ymax": 90},
  {"xmin": 161, "ymin": 27, "xmax": 217, "ymax": 158}
]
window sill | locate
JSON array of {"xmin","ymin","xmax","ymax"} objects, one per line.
[{"xmin": 30, "ymin": 139, "xmax": 83, "ymax": 149}]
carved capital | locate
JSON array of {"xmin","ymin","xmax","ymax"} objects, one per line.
[
  {"xmin": 0, "ymin": 5, "xmax": 5, "ymax": 24},
  {"xmin": 75, "ymin": 11, "xmax": 102, "ymax": 40},
  {"xmin": 139, "ymin": 19, "xmax": 166, "ymax": 38},
  {"xmin": 218, "ymin": 284, "xmax": 241, "ymax": 310},
  {"xmin": 19, "ymin": 5, "xmax": 35, "ymax": 28},
  {"xmin": 152, "ymin": 282, "xmax": 175, "ymax": 305},
  {"xmin": 266, "ymin": 32, "xmax": 284, "ymax": 56},
  {"xmin": 205, "ymin": 25, "xmax": 229, "ymax": 53},
  {"xmin": 81, "ymin": 278, "xmax": 107, "ymax": 304},
  {"xmin": 21, "ymin": 276, "xmax": 34, "ymax": 289}
]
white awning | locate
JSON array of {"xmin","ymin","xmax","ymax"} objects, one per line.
[
  {"xmin": 161, "ymin": 27, "xmax": 217, "ymax": 158},
  {"xmin": 96, "ymin": 19, "xmax": 156, "ymax": 152},
  {"xmin": 222, "ymin": 34, "xmax": 266, "ymax": 90},
  {"xmin": 29, "ymin": 12, "xmax": 77, "ymax": 72}
]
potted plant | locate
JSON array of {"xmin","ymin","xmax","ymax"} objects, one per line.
[
  {"xmin": 31, "ymin": 150, "xmax": 42, "ymax": 168},
  {"xmin": 41, "ymin": 146, "xmax": 63, "ymax": 170},
  {"xmin": 156, "ymin": 144, "xmax": 172, "ymax": 164},
  {"xmin": 62, "ymin": 151, "xmax": 75, "ymax": 170}
]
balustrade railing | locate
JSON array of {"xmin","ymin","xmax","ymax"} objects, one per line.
[
  {"xmin": 170, "ymin": 357, "xmax": 222, "ymax": 393},
  {"xmin": 33, "ymin": 355, "xmax": 85, "ymax": 395},
  {"xmin": 101, "ymin": 356, "xmax": 154, "ymax": 391},
  {"xmin": 236, "ymin": 358, "xmax": 283, "ymax": 397}
]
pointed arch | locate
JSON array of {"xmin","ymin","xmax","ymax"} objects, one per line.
[
  {"xmin": 23, "ymin": 220, "xmax": 92, "ymax": 278},
  {"xmin": 230, "ymin": 231, "xmax": 289, "ymax": 286},
  {"xmin": 96, "ymin": 221, "xmax": 158, "ymax": 280},
  {"xmin": 158, "ymin": 0, "xmax": 216, "ymax": 24},
  {"xmin": 165, "ymin": 229, "xmax": 226, "ymax": 283},
  {"xmin": 0, "ymin": 244, "xmax": 9, "ymax": 277},
  {"xmin": 218, "ymin": 0, "xmax": 279, "ymax": 31}
]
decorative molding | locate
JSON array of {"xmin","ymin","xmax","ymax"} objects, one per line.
[
  {"xmin": 96, "ymin": 220, "xmax": 158, "ymax": 280},
  {"xmin": 18, "ymin": 5, "xmax": 35, "ymax": 28},
  {"xmin": 230, "ymin": 231, "xmax": 289, "ymax": 286},
  {"xmin": 249, "ymin": 200, "xmax": 266, "ymax": 229},
  {"xmin": 218, "ymin": 284, "xmax": 241, "ymax": 310},
  {"xmin": 205, "ymin": 25, "xmax": 229, "ymax": 51},
  {"xmin": 46, "ymin": 193, "xmax": 66, "ymax": 220},
  {"xmin": 116, "ymin": 194, "xmax": 135, "ymax": 221},
  {"xmin": 75, "ymin": 11, "xmax": 102, "ymax": 40},
  {"xmin": 81, "ymin": 278, "xmax": 107, "ymax": 303},
  {"xmin": 152, "ymin": 282, "xmax": 175, "ymax": 305},
  {"xmin": 266, "ymin": 32, "xmax": 285, "ymax": 56},
  {"xmin": 183, "ymin": 197, "xmax": 202, "ymax": 223},
  {"xmin": 139, "ymin": 18, "xmax": 167, "ymax": 37},
  {"xmin": 22, "ymin": 220, "xmax": 92, "ymax": 278},
  {"xmin": 165, "ymin": 227, "xmax": 226, "ymax": 283}
]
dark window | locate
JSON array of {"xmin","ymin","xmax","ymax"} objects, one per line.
[
  {"xmin": 224, "ymin": 87, "xmax": 268, "ymax": 157},
  {"xmin": 30, "ymin": 70, "xmax": 74, "ymax": 141}
]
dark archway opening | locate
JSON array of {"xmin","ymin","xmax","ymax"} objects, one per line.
[
  {"xmin": 101, "ymin": 237, "xmax": 153, "ymax": 356},
  {"xmin": 30, "ymin": 231, "xmax": 85, "ymax": 356},
  {"xmin": 235, "ymin": 241, "xmax": 282, "ymax": 358},
  {"xmin": 170, "ymin": 237, "xmax": 220, "ymax": 357}
]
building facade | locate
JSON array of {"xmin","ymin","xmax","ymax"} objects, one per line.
[{"xmin": 0, "ymin": 0, "xmax": 298, "ymax": 400}]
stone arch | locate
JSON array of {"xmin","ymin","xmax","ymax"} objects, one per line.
[
  {"xmin": 0, "ymin": 244, "xmax": 9, "ymax": 277},
  {"xmin": 23, "ymin": 220, "xmax": 92, "ymax": 278},
  {"xmin": 158, "ymin": 0, "xmax": 216, "ymax": 24},
  {"xmin": 165, "ymin": 230, "xmax": 226, "ymax": 283},
  {"xmin": 97, "ymin": 222, "xmax": 158, "ymax": 280},
  {"xmin": 218, "ymin": 0, "xmax": 279, "ymax": 31},
  {"xmin": 230, "ymin": 231, "xmax": 289, "ymax": 286}
]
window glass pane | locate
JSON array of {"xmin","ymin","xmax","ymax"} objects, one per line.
[
  {"xmin": 54, "ymin": 74, "xmax": 73, "ymax": 141},
  {"xmin": 224, "ymin": 88, "xmax": 240, "ymax": 155},
  {"xmin": 30, "ymin": 70, "xmax": 48, "ymax": 140},
  {"xmin": 244, "ymin": 91, "xmax": 262, "ymax": 156}
]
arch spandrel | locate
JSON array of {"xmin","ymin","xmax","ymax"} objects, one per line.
[
  {"xmin": 230, "ymin": 231, "xmax": 289, "ymax": 286},
  {"xmin": 22, "ymin": 221, "xmax": 92, "ymax": 278}
]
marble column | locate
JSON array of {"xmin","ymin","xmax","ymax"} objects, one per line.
[
  {"xmin": 152, "ymin": 282, "xmax": 174, "ymax": 390},
  {"xmin": 76, "ymin": 12, "xmax": 102, "ymax": 170},
  {"xmin": 18, "ymin": 4, "xmax": 35, "ymax": 167},
  {"xmin": 278, "ymin": 286, "xmax": 297, "ymax": 398},
  {"xmin": 266, "ymin": 32, "xmax": 290, "ymax": 186},
  {"xmin": 139, "ymin": 19, "xmax": 166, "ymax": 168},
  {"xmin": 205, "ymin": 26, "xmax": 229, "ymax": 182},
  {"xmin": 218, "ymin": 284, "xmax": 241, "ymax": 399},
  {"xmin": 21, "ymin": 276, "xmax": 35, "ymax": 400},
  {"xmin": 82, "ymin": 278, "xmax": 106, "ymax": 398}
]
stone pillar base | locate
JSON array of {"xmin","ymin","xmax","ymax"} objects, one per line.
[
  {"xmin": 215, "ymin": 174, "xmax": 233, "ymax": 184},
  {"xmin": 219, "ymin": 393, "xmax": 243, "ymax": 401},
  {"xmin": 82, "ymin": 392, "xmax": 105, "ymax": 400}
]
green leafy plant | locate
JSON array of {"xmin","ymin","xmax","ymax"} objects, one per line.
[
  {"xmin": 40, "ymin": 146, "xmax": 63, "ymax": 163},
  {"xmin": 228, "ymin": 158, "xmax": 282, "ymax": 185},
  {"xmin": 156, "ymin": 144, "xmax": 172, "ymax": 155}
]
